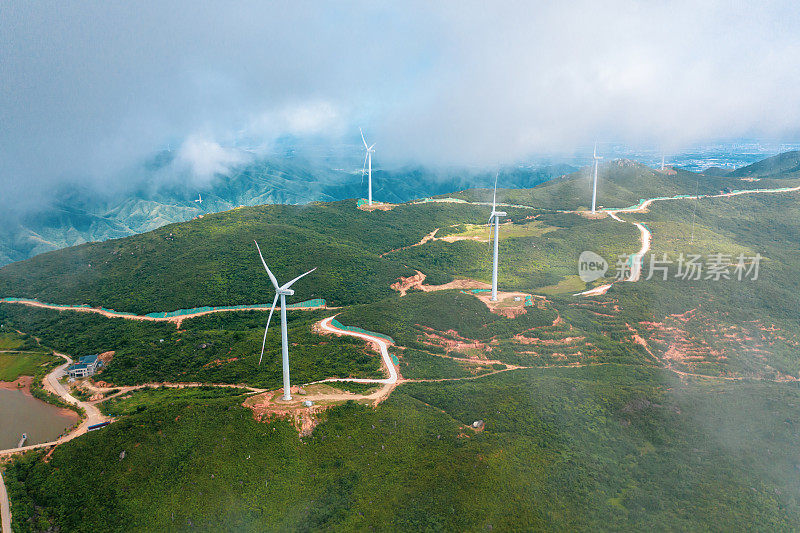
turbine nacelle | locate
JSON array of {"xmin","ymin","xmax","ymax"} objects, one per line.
[
  {"xmin": 488, "ymin": 211, "xmax": 507, "ymax": 225},
  {"xmin": 277, "ymin": 288, "xmax": 294, "ymax": 296}
]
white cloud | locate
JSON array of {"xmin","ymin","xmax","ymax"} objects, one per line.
[
  {"xmin": 2, "ymin": 0, "xmax": 800, "ymax": 209},
  {"xmin": 175, "ymin": 135, "xmax": 249, "ymax": 182}
]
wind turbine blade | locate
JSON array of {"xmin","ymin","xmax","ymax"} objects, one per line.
[
  {"xmin": 258, "ymin": 293, "xmax": 280, "ymax": 365},
  {"xmin": 281, "ymin": 267, "xmax": 317, "ymax": 290},
  {"xmin": 593, "ymin": 142, "xmax": 597, "ymax": 158},
  {"xmin": 360, "ymin": 128, "xmax": 368, "ymax": 149},
  {"xmin": 369, "ymin": 143, "xmax": 376, "ymax": 151},
  {"xmin": 254, "ymin": 240, "xmax": 280, "ymax": 289},
  {"xmin": 493, "ymin": 172, "xmax": 499, "ymax": 210},
  {"xmin": 361, "ymin": 152, "xmax": 368, "ymax": 184}
]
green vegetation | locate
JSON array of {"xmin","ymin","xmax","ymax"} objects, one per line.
[
  {"xmin": 729, "ymin": 150, "xmax": 800, "ymax": 178},
  {"xmin": 396, "ymin": 347, "xmax": 482, "ymax": 380},
  {"xmin": 0, "ymin": 353, "xmax": 53, "ymax": 382},
  {"xmin": 388, "ymin": 211, "xmax": 639, "ymax": 292},
  {"xmin": 99, "ymin": 386, "xmax": 251, "ymax": 417},
  {"xmin": 4, "ymin": 154, "xmax": 800, "ymax": 531},
  {"xmin": 0, "ymin": 201, "xmax": 494, "ymax": 314},
  {"xmin": 0, "ymin": 305, "xmax": 383, "ymax": 388},
  {"xmin": 6, "ymin": 367, "xmax": 799, "ymax": 531},
  {"xmin": 0, "ymin": 331, "xmax": 55, "ymax": 382},
  {"xmin": 445, "ymin": 159, "xmax": 800, "ymax": 211}
]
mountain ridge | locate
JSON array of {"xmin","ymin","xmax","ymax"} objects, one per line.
[{"xmin": 0, "ymin": 157, "xmax": 573, "ymax": 266}]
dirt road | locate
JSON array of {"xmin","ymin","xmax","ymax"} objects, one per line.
[
  {"xmin": 577, "ymin": 184, "xmax": 798, "ymax": 296},
  {"xmin": 0, "ymin": 469, "xmax": 10, "ymax": 533},
  {"xmin": 0, "ymin": 299, "xmax": 324, "ymax": 328},
  {"xmin": 316, "ymin": 316, "xmax": 398, "ymax": 385}
]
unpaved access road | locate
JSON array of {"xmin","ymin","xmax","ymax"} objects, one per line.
[{"xmin": 576, "ymin": 184, "xmax": 799, "ymax": 296}]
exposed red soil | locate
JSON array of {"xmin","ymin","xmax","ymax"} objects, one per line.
[
  {"xmin": 357, "ymin": 202, "xmax": 397, "ymax": 211},
  {"xmin": 390, "ymin": 270, "xmax": 531, "ymax": 317},
  {"xmin": 0, "ymin": 375, "xmax": 33, "ymax": 391},
  {"xmin": 203, "ymin": 357, "xmax": 239, "ymax": 369},
  {"xmin": 244, "ymin": 388, "xmax": 329, "ymax": 437},
  {"xmin": 636, "ymin": 308, "xmax": 798, "ymax": 380},
  {"xmin": 391, "ymin": 271, "xmax": 427, "ymax": 296},
  {"xmin": 513, "ymin": 335, "xmax": 586, "ymax": 346},
  {"xmin": 417, "ymin": 327, "xmax": 491, "ymax": 357},
  {"xmin": 380, "ymin": 229, "xmax": 440, "ymax": 257}
]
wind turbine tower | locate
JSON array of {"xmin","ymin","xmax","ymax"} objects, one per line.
[
  {"xmin": 591, "ymin": 143, "xmax": 603, "ymax": 213},
  {"xmin": 360, "ymin": 128, "xmax": 376, "ymax": 205},
  {"xmin": 661, "ymin": 154, "xmax": 666, "ymax": 171},
  {"xmin": 254, "ymin": 241, "xmax": 316, "ymax": 401},
  {"xmin": 488, "ymin": 174, "xmax": 506, "ymax": 302}
]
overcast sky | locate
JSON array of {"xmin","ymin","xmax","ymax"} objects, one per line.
[{"xmin": 2, "ymin": 1, "xmax": 800, "ymax": 210}]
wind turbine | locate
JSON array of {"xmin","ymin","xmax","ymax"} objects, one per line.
[
  {"xmin": 194, "ymin": 193, "xmax": 202, "ymax": 204},
  {"xmin": 661, "ymin": 154, "xmax": 666, "ymax": 171},
  {"xmin": 360, "ymin": 128, "xmax": 376, "ymax": 205},
  {"xmin": 591, "ymin": 143, "xmax": 602, "ymax": 213},
  {"xmin": 254, "ymin": 240, "xmax": 316, "ymax": 401},
  {"xmin": 488, "ymin": 173, "xmax": 506, "ymax": 302}
]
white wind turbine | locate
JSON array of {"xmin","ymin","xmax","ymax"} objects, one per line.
[
  {"xmin": 254, "ymin": 241, "xmax": 316, "ymax": 401},
  {"xmin": 488, "ymin": 173, "xmax": 506, "ymax": 302},
  {"xmin": 591, "ymin": 143, "xmax": 603, "ymax": 213},
  {"xmin": 360, "ymin": 128, "xmax": 376, "ymax": 205},
  {"xmin": 194, "ymin": 193, "xmax": 202, "ymax": 204}
]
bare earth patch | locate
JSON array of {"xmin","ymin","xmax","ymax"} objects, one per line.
[
  {"xmin": 244, "ymin": 382, "xmax": 394, "ymax": 436},
  {"xmin": 390, "ymin": 270, "xmax": 535, "ymax": 317},
  {"xmin": 0, "ymin": 375, "xmax": 33, "ymax": 391},
  {"xmin": 357, "ymin": 202, "xmax": 397, "ymax": 211}
]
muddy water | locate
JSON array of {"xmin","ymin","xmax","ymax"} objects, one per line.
[{"xmin": 0, "ymin": 388, "xmax": 78, "ymax": 449}]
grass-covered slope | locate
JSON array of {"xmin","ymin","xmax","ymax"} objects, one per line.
[
  {"xmin": 729, "ymin": 150, "xmax": 800, "ymax": 178},
  {"xmin": 446, "ymin": 159, "xmax": 800, "ymax": 211},
  {"xmin": 4, "ymin": 155, "xmax": 800, "ymax": 531},
  {"xmin": 0, "ymin": 200, "xmax": 494, "ymax": 314},
  {"xmin": 6, "ymin": 368, "xmax": 798, "ymax": 531},
  {"xmin": 0, "ymin": 305, "xmax": 384, "ymax": 388},
  {"xmin": 389, "ymin": 211, "xmax": 639, "ymax": 292}
]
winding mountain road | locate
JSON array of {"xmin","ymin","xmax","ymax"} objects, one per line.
[
  {"xmin": 577, "ymin": 183, "xmax": 800, "ymax": 296},
  {"xmin": 315, "ymin": 316, "xmax": 398, "ymax": 385},
  {"xmin": 0, "ymin": 299, "xmax": 326, "ymax": 328}
]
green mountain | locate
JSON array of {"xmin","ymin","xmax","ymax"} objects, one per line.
[
  {"xmin": 729, "ymin": 150, "xmax": 800, "ymax": 178},
  {"xmin": 445, "ymin": 158, "xmax": 800, "ymax": 210},
  {"xmin": 3, "ymin": 152, "xmax": 800, "ymax": 531},
  {"xmin": 0, "ymin": 156, "xmax": 574, "ymax": 266}
]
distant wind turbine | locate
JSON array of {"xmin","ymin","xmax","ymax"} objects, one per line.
[
  {"xmin": 488, "ymin": 173, "xmax": 507, "ymax": 302},
  {"xmin": 254, "ymin": 241, "xmax": 316, "ymax": 401},
  {"xmin": 194, "ymin": 193, "xmax": 202, "ymax": 204},
  {"xmin": 591, "ymin": 143, "xmax": 603, "ymax": 213},
  {"xmin": 661, "ymin": 154, "xmax": 666, "ymax": 171},
  {"xmin": 360, "ymin": 128, "xmax": 376, "ymax": 205}
]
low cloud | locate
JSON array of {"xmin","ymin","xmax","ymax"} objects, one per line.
[
  {"xmin": 174, "ymin": 135, "xmax": 250, "ymax": 184},
  {"xmin": 2, "ymin": 1, "xmax": 800, "ymax": 210}
]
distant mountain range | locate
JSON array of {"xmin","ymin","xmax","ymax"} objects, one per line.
[
  {"xmin": 3, "ymin": 149, "xmax": 798, "ymax": 267},
  {"xmin": 0, "ymin": 153, "xmax": 574, "ymax": 266}
]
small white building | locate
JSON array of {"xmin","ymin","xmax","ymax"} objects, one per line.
[{"xmin": 67, "ymin": 354, "xmax": 102, "ymax": 379}]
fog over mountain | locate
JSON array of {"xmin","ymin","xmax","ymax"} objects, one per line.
[{"xmin": 3, "ymin": 1, "xmax": 800, "ymax": 216}]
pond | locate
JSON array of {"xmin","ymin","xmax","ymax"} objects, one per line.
[{"xmin": 0, "ymin": 388, "xmax": 78, "ymax": 449}]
